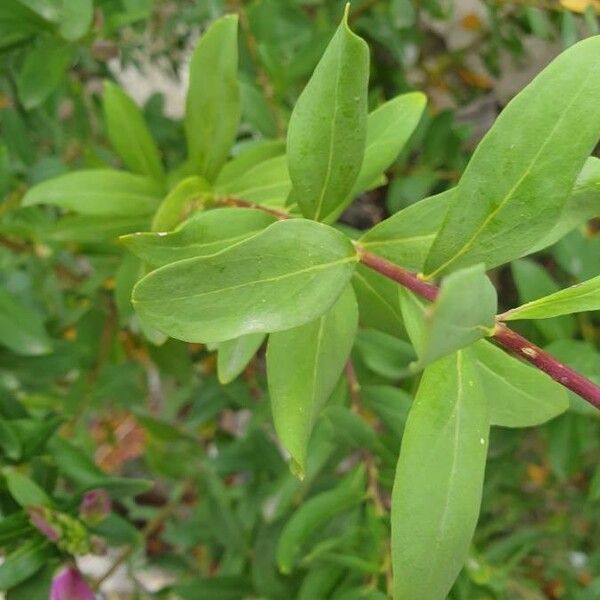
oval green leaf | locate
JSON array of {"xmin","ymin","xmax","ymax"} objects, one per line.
[
  {"xmin": 287, "ymin": 6, "xmax": 369, "ymax": 222},
  {"xmin": 425, "ymin": 36, "xmax": 600, "ymax": 277},
  {"xmin": 122, "ymin": 208, "xmax": 276, "ymax": 267},
  {"xmin": 103, "ymin": 81, "xmax": 165, "ymax": 182},
  {"xmin": 132, "ymin": 219, "xmax": 357, "ymax": 343},
  {"xmin": 267, "ymin": 286, "xmax": 358, "ymax": 476},
  {"xmin": 185, "ymin": 15, "xmax": 240, "ymax": 182},
  {"xmin": 22, "ymin": 170, "xmax": 164, "ymax": 216},
  {"xmin": 392, "ymin": 350, "xmax": 489, "ymax": 600}
]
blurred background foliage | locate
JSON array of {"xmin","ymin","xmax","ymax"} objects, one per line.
[{"xmin": 0, "ymin": 0, "xmax": 599, "ymax": 598}]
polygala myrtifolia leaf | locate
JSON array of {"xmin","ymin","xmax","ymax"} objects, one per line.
[
  {"xmin": 214, "ymin": 140, "xmax": 286, "ymax": 188},
  {"xmin": 122, "ymin": 208, "xmax": 277, "ymax": 268},
  {"xmin": 185, "ymin": 15, "xmax": 240, "ymax": 182},
  {"xmin": 392, "ymin": 350, "xmax": 489, "ymax": 600},
  {"xmin": 22, "ymin": 170, "xmax": 164, "ymax": 216},
  {"xmin": 502, "ymin": 273, "xmax": 600, "ymax": 322},
  {"xmin": 424, "ymin": 36, "xmax": 600, "ymax": 277},
  {"xmin": 286, "ymin": 5, "xmax": 369, "ymax": 222},
  {"xmin": 400, "ymin": 290, "xmax": 568, "ymax": 427},
  {"xmin": 132, "ymin": 219, "xmax": 357, "ymax": 343},
  {"xmin": 267, "ymin": 286, "xmax": 358, "ymax": 477},
  {"xmin": 215, "ymin": 155, "xmax": 291, "ymax": 208},
  {"xmin": 511, "ymin": 259, "xmax": 576, "ymax": 341},
  {"xmin": 358, "ymin": 156, "xmax": 600, "ymax": 273},
  {"xmin": 472, "ymin": 340, "xmax": 568, "ymax": 427},
  {"xmin": 217, "ymin": 333, "xmax": 266, "ymax": 385},
  {"xmin": 350, "ymin": 92, "xmax": 427, "ymax": 197},
  {"xmin": 103, "ymin": 81, "xmax": 165, "ymax": 182},
  {"xmin": 151, "ymin": 176, "xmax": 211, "ymax": 232},
  {"xmin": 399, "ymin": 264, "xmax": 497, "ymax": 369}
]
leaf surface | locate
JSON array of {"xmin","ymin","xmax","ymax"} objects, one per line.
[
  {"xmin": 103, "ymin": 81, "xmax": 165, "ymax": 182},
  {"xmin": 392, "ymin": 350, "xmax": 489, "ymax": 600},
  {"xmin": 287, "ymin": 7, "xmax": 369, "ymax": 221},
  {"xmin": 351, "ymin": 92, "xmax": 426, "ymax": 197},
  {"xmin": 425, "ymin": 36, "xmax": 600, "ymax": 276},
  {"xmin": 132, "ymin": 219, "xmax": 357, "ymax": 343},
  {"xmin": 185, "ymin": 15, "xmax": 240, "ymax": 181},
  {"xmin": 22, "ymin": 170, "xmax": 164, "ymax": 216},
  {"xmin": 504, "ymin": 272, "xmax": 600, "ymax": 321},
  {"xmin": 399, "ymin": 265, "xmax": 497, "ymax": 368},
  {"xmin": 218, "ymin": 333, "xmax": 265, "ymax": 385},
  {"xmin": 267, "ymin": 286, "xmax": 358, "ymax": 475},
  {"xmin": 122, "ymin": 208, "xmax": 276, "ymax": 267},
  {"xmin": 472, "ymin": 340, "xmax": 568, "ymax": 427}
]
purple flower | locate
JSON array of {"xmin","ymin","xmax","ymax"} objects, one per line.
[
  {"xmin": 79, "ymin": 489, "xmax": 111, "ymax": 524},
  {"xmin": 50, "ymin": 566, "xmax": 95, "ymax": 600}
]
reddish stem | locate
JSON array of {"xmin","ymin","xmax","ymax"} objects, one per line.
[{"xmin": 358, "ymin": 249, "xmax": 600, "ymax": 411}]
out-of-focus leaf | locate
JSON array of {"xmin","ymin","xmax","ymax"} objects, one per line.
[
  {"xmin": 103, "ymin": 81, "xmax": 165, "ymax": 182},
  {"xmin": 22, "ymin": 170, "xmax": 164, "ymax": 216},
  {"xmin": 0, "ymin": 289, "xmax": 52, "ymax": 356},
  {"xmin": 185, "ymin": 15, "xmax": 240, "ymax": 181},
  {"xmin": 17, "ymin": 38, "xmax": 73, "ymax": 109}
]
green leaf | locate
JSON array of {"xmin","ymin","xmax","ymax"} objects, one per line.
[
  {"xmin": 47, "ymin": 214, "xmax": 149, "ymax": 243},
  {"xmin": 358, "ymin": 190, "xmax": 449, "ymax": 272},
  {"xmin": 217, "ymin": 333, "xmax": 265, "ymax": 385},
  {"xmin": 359, "ymin": 156, "xmax": 600, "ymax": 273},
  {"xmin": 103, "ymin": 81, "xmax": 165, "ymax": 182},
  {"xmin": 276, "ymin": 466, "xmax": 366, "ymax": 573},
  {"xmin": 424, "ymin": 36, "xmax": 600, "ymax": 276},
  {"xmin": 151, "ymin": 176, "xmax": 211, "ymax": 232},
  {"xmin": 17, "ymin": 37, "xmax": 73, "ymax": 109},
  {"xmin": 352, "ymin": 265, "xmax": 405, "ymax": 338},
  {"xmin": 58, "ymin": 0, "xmax": 92, "ymax": 40},
  {"xmin": 0, "ymin": 540, "xmax": 54, "ymax": 591},
  {"xmin": 400, "ymin": 265, "xmax": 497, "ymax": 369},
  {"xmin": 354, "ymin": 329, "xmax": 415, "ymax": 380},
  {"xmin": 503, "ymin": 272, "xmax": 600, "ymax": 322},
  {"xmin": 215, "ymin": 155, "xmax": 291, "ymax": 208},
  {"xmin": 392, "ymin": 350, "xmax": 489, "ymax": 600},
  {"xmin": 360, "ymin": 385, "xmax": 412, "ymax": 437},
  {"xmin": 132, "ymin": 219, "xmax": 357, "ymax": 343},
  {"xmin": 185, "ymin": 15, "xmax": 240, "ymax": 182},
  {"xmin": 510, "ymin": 259, "xmax": 576, "ymax": 340},
  {"xmin": 215, "ymin": 140, "xmax": 285, "ymax": 188},
  {"xmin": 0, "ymin": 1, "xmax": 49, "ymax": 49},
  {"xmin": 4, "ymin": 471, "xmax": 50, "ymax": 507},
  {"xmin": 22, "ymin": 170, "xmax": 164, "ymax": 216},
  {"xmin": 472, "ymin": 340, "xmax": 568, "ymax": 427},
  {"xmin": 267, "ymin": 286, "xmax": 358, "ymax": 476},
  {"xmin": 0, "ymin": 289, "xmax": 52, "ymax": 356},
  {"xmin": 350, "ymin": 92, "xmax": 426, "ymax": 197},
  {"xmin": 530, "ymin": 156, "xmax": 600, "ymax": 251},
  {"xmin": 122, "ymin": 208, "xmax": 276, "ymax": 268},
  {"xmin": 287, "ymin": 6, "xmax": 369, "ymax": 221}
]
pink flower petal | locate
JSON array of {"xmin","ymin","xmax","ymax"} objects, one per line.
[{"xmin": 50, "ymin": 567, "xmax": 95, "ymax": 600}]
